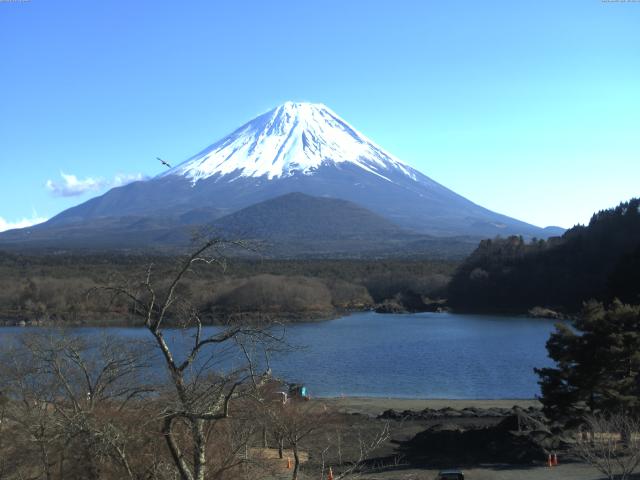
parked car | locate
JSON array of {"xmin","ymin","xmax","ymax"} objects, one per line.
[{"xmin": 437, "ymin": 469, "xmax": 464, "ymax": 480}]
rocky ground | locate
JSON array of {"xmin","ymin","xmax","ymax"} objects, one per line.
[
  {"xmin": 307, "ymin": 397, "xmax": 616, "ymax": 480},
  {"xmin": 321, "ymin": 397, "xmax": 542, "ymax": 416}
]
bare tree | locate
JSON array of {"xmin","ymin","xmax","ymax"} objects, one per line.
[
  {"xmin": 97, "ymin": 238, "xmax": 278, "ymax": 480},
  {"xmin": 260, "ymin": 396, "xmax": 391, "ymax": 480},
  {"xmin": 263, "ymin": 400, "xmax": 325, "ymax": 480},
  {"xmin": 574, "ymin": 412, "xmax": 640, "ymax": 480},
  {"xmin": 319, "ymin": 422, "xmax": 390, "ymax": 480},
  {"xmin": 0, "ymin": 332, "xmax": 155, "ymax": 480}
]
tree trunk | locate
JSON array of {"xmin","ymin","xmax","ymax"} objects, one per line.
[
  {"xmin": 39, "ymin": 438, "xmax": 52, "ymax": 480},
  {"xmin": 193, "ymin": 419, "xmax": 207, "ymax": 480},
  {"xmin": 59, "ymin": 449, "xmax": 65, "ymax": 480},
  {"xmin": 292, "ymin": 442, "xmax": 300, "ymax": 480},
  {"xmin": 163, "ymin": 417, "xmax": 195, "ymax": 480}
]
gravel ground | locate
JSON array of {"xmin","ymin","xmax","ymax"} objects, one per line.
[
  {"xmin": 358, "ymin": 463, "xmax": 606, "ymax": 480},
  {"xmin": 270, "ymin": 463, "xmax": 609, "ymax": 480}
]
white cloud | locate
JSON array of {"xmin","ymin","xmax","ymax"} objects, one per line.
[
  {"xmin": 45, "ymin": 172, "xmax": 102, "ymax": 197},
  {"xmin": 45, "ymin": 171, "xmax": 147, "ymax": 197},
  {"xmin": 111, "ymin": 172, "xmax": 147, "ymax": 187},
  {"xmin": 0, "ymin": 215, "xmax": 48, "ymax": 233}
]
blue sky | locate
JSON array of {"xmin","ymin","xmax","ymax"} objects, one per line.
[{"xmin": 0, "ymin": 0, "xmax": 638, "ymax": 231}]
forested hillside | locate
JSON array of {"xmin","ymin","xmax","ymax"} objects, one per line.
[
  {"xmin": 0, "ymin": 253, "xmax": 454, "ymax": 325},
  {"xmin": 447, "ymin": 198, "xmax": 640, "ymax": 313}
]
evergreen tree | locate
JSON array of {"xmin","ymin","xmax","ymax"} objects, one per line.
[
  {"xmin": 448, "ymin": 197, "xmax": 640, "ymax": 313},
  {"xmin": 536, "ymin": 300, "xmax": 640, "ymax": 425}
]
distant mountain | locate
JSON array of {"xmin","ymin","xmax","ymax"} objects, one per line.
[
  {"xmin": 0, "ymin": 101, "xmax": 562, "ymax": 253},
  {"xmin": 0, "ymin": 192, "xmax": 479, "ymax": 258},
  {"xmin": 212, "ymin": 192, "xmax": 404, "ymax": 239},
  {"xmin": 447, "ymin": 198, "xmax": 640, "ymax": 313},
  {"xmin": 206, "ymin": 192, "xmax": 480, "ymax": 258}
]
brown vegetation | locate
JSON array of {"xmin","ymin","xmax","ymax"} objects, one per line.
[
  {"xmin": 0, "ymin": 252, "xmax": 454, "ymax": 325},
  {"xmin": 574, "ymin": 413, "xmax": 640, "ymax": 480},
  {"xmin": 0, "ymin": 334, "xmax": 391, "ymax": 480}
]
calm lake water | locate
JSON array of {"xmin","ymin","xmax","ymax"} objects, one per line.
[{"xmin": 0, "ymin": 312, "xmax": 561, "ymax": 399}]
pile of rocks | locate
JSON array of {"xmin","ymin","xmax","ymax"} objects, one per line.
[
  {"xmin": 398, "ymin": 408, "xmax": 563, "ymax": 466},
  {"xmin": 379, "ymin": 405, "xmax": 544, "ymax": 421}
]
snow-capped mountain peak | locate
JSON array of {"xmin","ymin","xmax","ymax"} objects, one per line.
[
  {"xmin": 164, "ymin": 101, "xmax": 417, "ymax": 182},
  {"xmin": 6, "ymin": 102, "xmax": 560, "ymax": 247}
]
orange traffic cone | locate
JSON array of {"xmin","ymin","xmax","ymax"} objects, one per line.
[
  {"xmin": 552, "ymin": 453, "xmax": 558, "ymax": 466},
  {"xmin": 547, "ymin": 454, "xmax": 553, "ymax": 467},
  {"xmin": 327, "ymin": 466, "xmax": 334, "ymax": 480},
  {"xmin": 287, "ymin": 457, "xmax": 292, "ymax": 469}
]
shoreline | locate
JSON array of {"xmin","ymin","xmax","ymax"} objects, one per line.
[
  {"xmin": 318, "ymin": 396, "xmax": 541, "ymax": 416},
  {"xmin": 0, "ymin": 308, "xmax": 558, "ymax": 328},
  {"xmin": 0, "ymin": 310, "xmax": 350, "ymax": 328}
]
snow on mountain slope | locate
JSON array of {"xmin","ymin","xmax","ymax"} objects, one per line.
[
  {"xmin": 162, "ymin": 101, "xmax": 418, "ymax": 183},
  {"xmin": 5, "ymin": 100, "xmax": 563, "ymax": 247}
]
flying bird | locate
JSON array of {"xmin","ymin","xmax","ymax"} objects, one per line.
[{"xmin": 156, "ymin": 157, "xmax": 171, "ymax": 168}]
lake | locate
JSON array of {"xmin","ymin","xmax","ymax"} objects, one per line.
[{"xmin": 0, "ymin": 312, "xmax": 561, "ymax": 399}]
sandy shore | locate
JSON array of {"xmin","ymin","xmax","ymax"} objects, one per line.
[{"xmin": 320, "ymin": 396, "xmax": 541, "ymax": 416}]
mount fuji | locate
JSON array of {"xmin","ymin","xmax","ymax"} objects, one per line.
[{"xmin": 1, "ymin": 102, "xmax": 563, "ymax": 254}]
